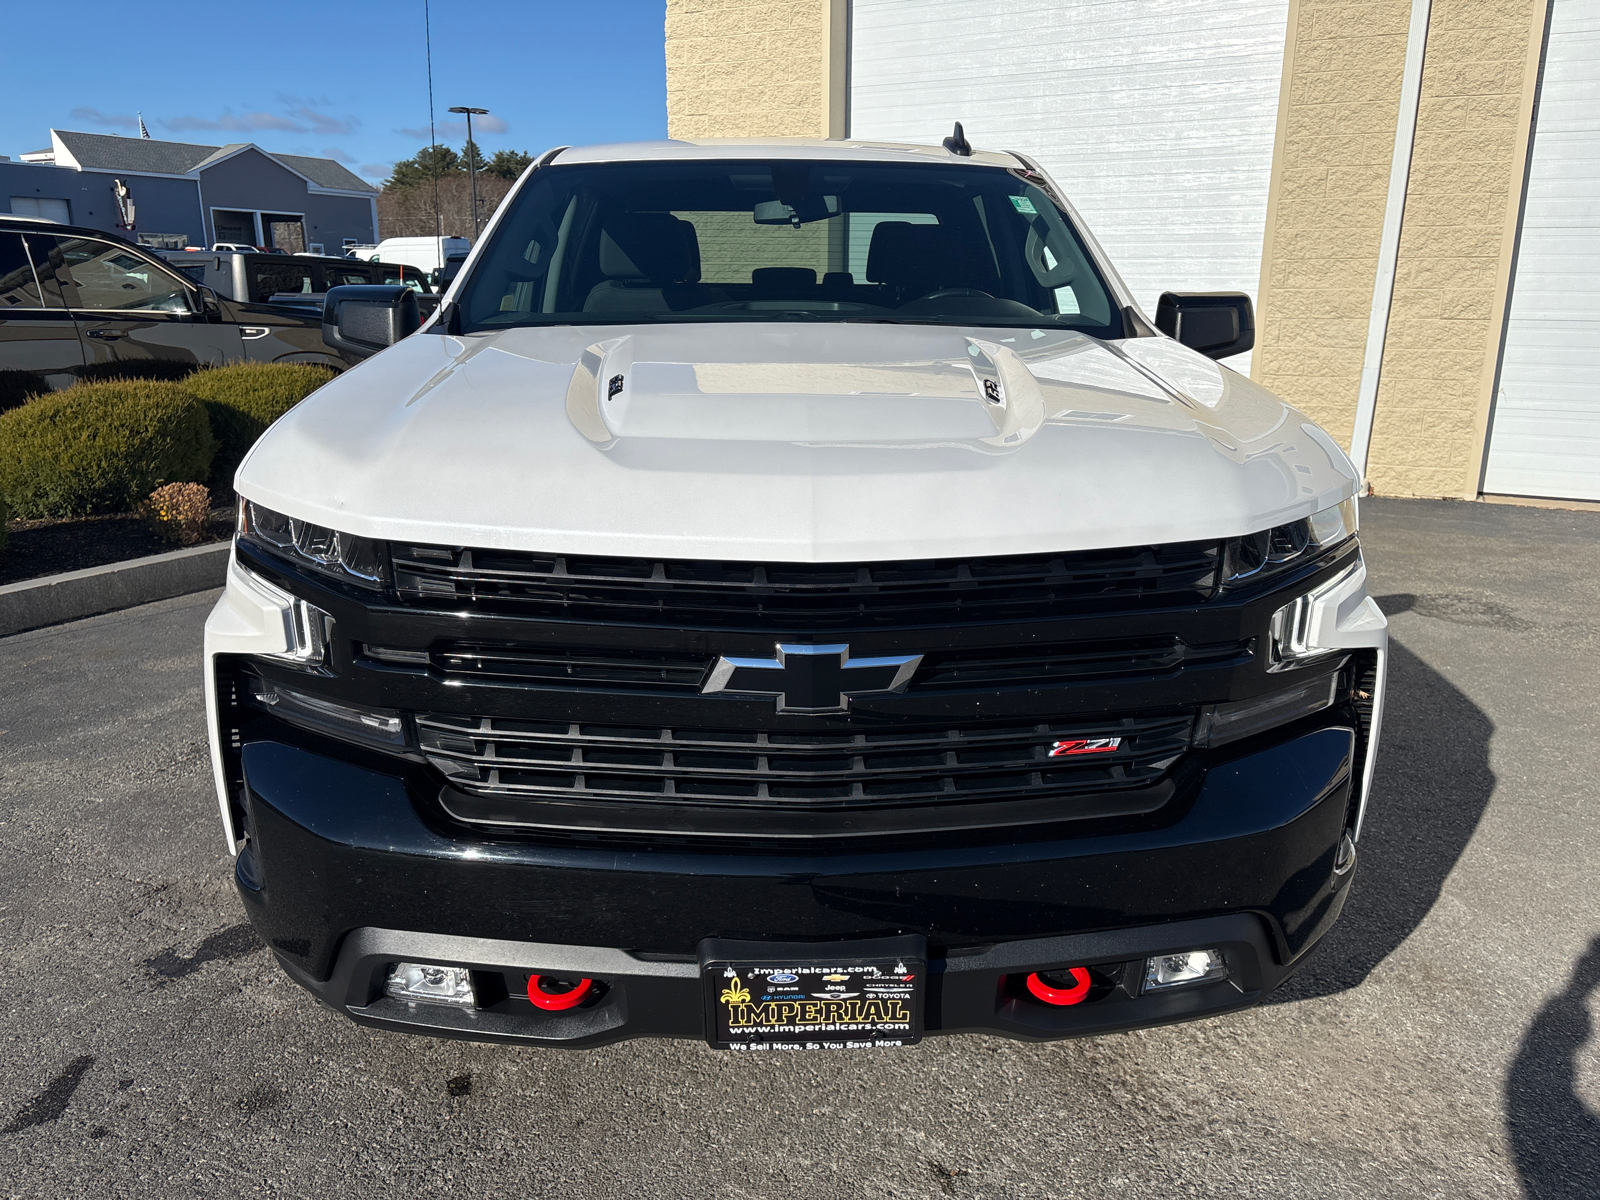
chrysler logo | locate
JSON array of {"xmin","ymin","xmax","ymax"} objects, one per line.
[{"xmin": 701, "ymin": 643, "xmax": 922, "ymax": 713}]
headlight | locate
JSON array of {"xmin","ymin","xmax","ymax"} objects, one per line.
[
  {"xmin": 238, "ymin": 499, "xmax": 388, "ymax": 590},
  {"xmin": 1224, "ymin": 498, "xmax": 1358, "ymax": 585}
]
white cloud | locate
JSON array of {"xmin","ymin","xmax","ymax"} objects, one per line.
[
  {"xmin": 164, "ymin": 111, "xmax": 304, "ymax": 133},
  {"xmin": 290, "ymin": 108, "xmax": 359, "ymax": 136},
  {"xmin": 69, "ymin": 107, "xmax": 139, "ymax": 131},
  {"xmin": 397, "ymin": 113, "xmax": 509, "ymax": 143}
]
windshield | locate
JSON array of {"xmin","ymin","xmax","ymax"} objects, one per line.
[{"xmin": 456, "ymin": 160, "xmax": 1122, "ymax": 334}]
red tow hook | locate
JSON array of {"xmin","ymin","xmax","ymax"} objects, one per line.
[
  {"xmin": 526, "ymin": 973, "xmax": 593, "ymax": 1011},
  {"xmin": 1025, "ymin": 968, "xmax": 1092, "ymax": 1006}
]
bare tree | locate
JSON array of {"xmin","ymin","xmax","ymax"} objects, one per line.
[{"xmin": 377, "ymin": 174, "xmax": 515, "ymax": 240}]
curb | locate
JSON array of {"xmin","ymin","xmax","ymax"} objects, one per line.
[{"xmin": 0, "ymin": 541, "xmax": 229, "ymax": 638}]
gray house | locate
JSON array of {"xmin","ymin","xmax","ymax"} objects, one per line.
[{"xmin": 0, "ymin": 129, "xmax": 378, "ymax": 253}]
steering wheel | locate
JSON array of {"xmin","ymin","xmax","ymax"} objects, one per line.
[{"xmin": 915, "ymin": 287, "xmax": 994, "ymax": 301}]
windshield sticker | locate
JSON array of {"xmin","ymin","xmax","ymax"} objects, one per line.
[{"xmin": 1009, "ymin": 195, "xmax": 1039, "ymax": 215}]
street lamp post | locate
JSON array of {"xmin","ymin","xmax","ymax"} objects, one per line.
[{"xmin": 448, "ymin": 106, "xmax": 490, "ymax": 241}]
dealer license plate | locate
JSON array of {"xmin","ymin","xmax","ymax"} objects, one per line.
[{"xmin": 705, "ymin": 955, "xmax": 924, "ymax": 1051}]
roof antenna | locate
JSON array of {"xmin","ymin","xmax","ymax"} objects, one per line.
[{"xmin": 942, "ymin": 122, "xmax": 973, "ymax": 157}]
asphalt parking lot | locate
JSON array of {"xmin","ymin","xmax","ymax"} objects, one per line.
[{"xmin": 2, "ymin": 496, "xmax": 1597, "ymax": 1199}]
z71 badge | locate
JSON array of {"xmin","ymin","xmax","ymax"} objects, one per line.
[{"xmin": 705, "ymin": 957, "xmax": 925, "ymax": 1051}]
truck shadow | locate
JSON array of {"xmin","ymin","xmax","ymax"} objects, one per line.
[
  {"xmin": 1269, "ymin": 598, "xmax": 1494, "ymax": 1001},
  {"xmin": 1506, "ymin": 936, "xmax": 1600, "ymax": 1199},
  {"xmin": 1269, "ymin": 595, "xmax": 1600, "ymax": 1196}
]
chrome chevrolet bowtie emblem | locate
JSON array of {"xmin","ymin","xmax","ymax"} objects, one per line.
[{"xmin": 701, "ymin": 643, "xmax": 922, "ymax": 714}]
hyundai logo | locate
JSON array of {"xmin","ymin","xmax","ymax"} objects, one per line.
[{"xmin": 701, "ymin": 643, "xmax": 922, "ymax": 714}]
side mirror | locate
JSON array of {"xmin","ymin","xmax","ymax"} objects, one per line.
[
  {"xmin": 1154, "ymin": 292, "xmax": 1254, "ymax": 360},
  {"xmin": 322, "ymin": 285, "xmax": 419, "ymax": 360},
  {"xmin": 192, "ymin": 284, "xmax": 222, "ymax": 320},
  {"xmin": 415, "ymin": 293, "xmax": 443, "ymax": 324}
]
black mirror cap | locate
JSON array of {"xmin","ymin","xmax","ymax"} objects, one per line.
[
  {"xmin": 193, "ymin": 284, "xmax": 222, "ymax": 320},
  {"xmin": 322, "ymin": 284, "xmax": 420, "ymax": 360},
  {"xmin": 1154, "ymin": 291, "xmax": 1255, "ymax": 360}
]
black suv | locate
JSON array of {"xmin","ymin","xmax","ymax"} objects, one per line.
[{"xmin": 0, "ymin": 216, "xmax": 352, "ymax": 408}]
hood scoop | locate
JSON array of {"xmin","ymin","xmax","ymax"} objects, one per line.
[{"xmin": 564, "ymin": 332, "xmax": 1044, "ymax": 450}]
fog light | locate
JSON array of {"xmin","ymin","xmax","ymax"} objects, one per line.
[
  {"xmin": 386, "ymin": 962, "xmax": 476, "ymax": 1006},
  {"xmin": 1143, "ymin": 949, "xmax": 1228, "ymax": 992}
]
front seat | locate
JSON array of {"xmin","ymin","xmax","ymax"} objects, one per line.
[
  {"xmin": 865, "ymin": 221, "xmax": 977, "ymax": 300},
  {"xmin": 583, "ymin": 213, "xmax": 702, "ymax": 313}
]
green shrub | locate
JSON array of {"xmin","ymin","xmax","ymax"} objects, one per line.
[
  {"xmin": 187, "ymin": 362, "xmax": 334, "ymax": 491},
  {"xmin": 0, "ymin": 380, "xmax": 216, "ymax": 519},
  {"xmin": 0, "ymin": 483, "xmax": 8, "ymax": 552},
  {"xmin": 77, "ymin": 360, "xmax": 202, "ymax": 386}
]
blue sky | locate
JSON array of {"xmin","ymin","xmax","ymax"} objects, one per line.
[{"xmin": 1, "ymin": 0, "xmax": 667, "ymax": 183}]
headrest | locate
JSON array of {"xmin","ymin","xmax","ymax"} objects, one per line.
[
  {"xmin": 751, "ymin": 267, "xmax": 816, "ymax": 296},
  {"xmin": 598, "ymin": 213, "xmax": 699, "ymax": 283},
  {"xmin": 866, "ymin": 221, "xmax": 966, "ymax": 291}
]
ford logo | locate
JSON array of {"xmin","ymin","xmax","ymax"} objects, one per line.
[{"xmin": 767, "ymin": 972, "xmax": 799, "ymax": 983}]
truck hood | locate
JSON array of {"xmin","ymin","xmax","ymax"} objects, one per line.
[{"xmin": 237, "ymin": 322, "xmax": 1359, "ymax": 561}]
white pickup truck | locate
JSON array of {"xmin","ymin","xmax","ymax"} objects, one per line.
[{"xmin": 205, "ymin": 135, "xmax": 1387, "ymax": 1052}]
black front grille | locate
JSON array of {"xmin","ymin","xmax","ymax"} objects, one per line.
[
  {"xmin": 426, "ymin": 643, "xmax": 711, "ymax": 691},
  {"xmin": 386, "ymin": 634, "xmax": 1253, "ymax": 695},
  {"xmin": 417, "ymin": 712, "xmax": 1194, "ymax": 809},
  {"xmin": 391, "ymin": 542, "xmax": 1222, "ymax": 629},
  {"xmin": 913, "ymin": 636, "xmax": 1250, "ymax": 689}
]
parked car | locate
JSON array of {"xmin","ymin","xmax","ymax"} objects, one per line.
[
  {"xmin": 0, "ymin": 215, "xmax": 353, "ymax": 404},
  {"xmin": 207, "ymin": 138, "xmax": 1388, "ymax": 1052},
  {"xmin": 211, "ymin": 242, "xmax": 257, "ymax": 253}
]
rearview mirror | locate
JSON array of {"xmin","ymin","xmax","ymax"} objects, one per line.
[
  {"xmin": 322, "ymin": 285, "xmax": 419, "ymax": 360},
  {"xmin": 1154, "ymin": 292, "xmax": 1254, "ymax": 360},
  {"xmin": 753, "ymin": 195, "xmax": 841, "ymax": 226}
]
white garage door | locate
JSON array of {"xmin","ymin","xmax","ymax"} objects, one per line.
[
  {"xmin": 1483, "ymin": 0, "xmax": 1600, "ymax": 501},
  {"xmin": 8, "ymin": 196, "xmax": 71, "ymax": 223},
  {"xmin": 848, "ymin": 0, "xmax": 1292, "ymax": 372}
]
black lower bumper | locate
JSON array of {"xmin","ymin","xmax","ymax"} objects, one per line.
[
  {"xmin": 278, "ymin": 911, "xmax": 1324, "ymax": 1048},
  {"xmin": 237, "ymin": 722, "xmax": 1359, "ymax": 1047}
]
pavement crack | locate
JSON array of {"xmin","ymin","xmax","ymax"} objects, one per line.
[
  {"xmin": 929, "ymin": 1160, "xmax": 969, "ymax": 1194},
  {"xmin": 3, "ymin": 1055, "xmax": 95, "ymax": 1133}
]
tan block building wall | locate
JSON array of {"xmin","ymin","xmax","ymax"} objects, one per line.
[
  {"xmin": 665, "ymin": 0, "xmax": 846, "ymax": 139},
  {"xmin": 1252, "ymin": 0, "xmax": 1415, "ymax": 451},
  {"xmin": 1364, "ymin": 0, "xmax": 1547, "ymax": 497}
]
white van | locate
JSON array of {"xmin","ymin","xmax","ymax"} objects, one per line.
[{"xmin": 354, "ymin": 236, "xmax": 470, "ymax": 275}]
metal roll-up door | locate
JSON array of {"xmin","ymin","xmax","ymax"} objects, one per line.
[
  {"xmin": 1484, "ymin": 0, "xmax": 1600, "ymax": 501},
  {"xmin": 847, "ymin": 0, "xmax": 1292, "ymax": 372}
]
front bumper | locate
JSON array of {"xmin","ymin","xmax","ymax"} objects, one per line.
[
  {"xmin": 235, "ymin": 720, "xmax": 1357, "ymax": 1047},
  {"xmin": 206, "ymin": 538, "xmax": 1387, "ymax": 1047}
]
